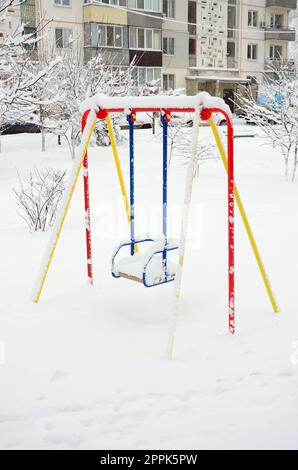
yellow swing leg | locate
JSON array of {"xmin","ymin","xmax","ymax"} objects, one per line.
[
  {"xmin": 33, "ymin": 114, "xmax": 98, "ymax": 304},
  {"xmin": 209, "ymin": 118, "xmax": 279, "ymax": 313},
  {"xmin": 105, "ymin": 114, "xmax": 138, "ymax": 252}
]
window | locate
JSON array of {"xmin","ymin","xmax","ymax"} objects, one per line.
[
  {"xmin": 227, "ymin": 41, "xmax": 235, "ymax": 58},
  {"xmin": 189, "ymin": 38, "xmax": 196, "ymax": 55},
  {"xmin": 106, "ymin": 26, "xmax": 114, "ymax": 46},
  {"xmin": 114, "ymin": 27, "xmax": 122, "ymax": 47},
  {"xmin": 129, "ymin": 27, "xmax": 161, "ymax": 50},
  {"xmin": 86, "ymin": 0, "xmax": 127, "ymax": 5},
  {"xmin": 24, "ymin": 26, "xmax": 37, "ymax": 50},
  {"xmin": 163, "ymin": 0, "xmax": 175, "ymax": 18},
  {"xmin": 248, "ymin": 10, "xmax": 258, "ymax": 28},
  {"xmin": 133, "ymin": 67, "xmax": 161, "ymax": 86},
  {"xmin": 247, "ymin": 43, "xmax": 257, "ymax": 60},
  {"xmin": 270, "ymin": 13, "xmax": 284, "ymax": 29},
  {"xmin": 163, "ymin": 74, "xmax": 175, "ymax": 90},
  {"xmin": 163, "ymin": 37, "xmax": 175, "ymax": 55},
  {"xmin": 128, "ymin": 0, "xmax": 161, "ymax": 12},
  {"xmin": 54, "ymin": 0, "xmax": 71, "ymax": 5},
  {"xmin": 97, "ymin": 24, "xmax": 124, "ymax": 48},
  {"xmin": 270, "ymin": 45, "xmax": 283, "ymax": 60},
  {"xmin": 55, "ymin": 28, "xmax": 72, "ymax": 48}
]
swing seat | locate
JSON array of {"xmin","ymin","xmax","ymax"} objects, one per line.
[{"xmin": 112, "ymin": 238, "xmax": 179, "ymax": 288}]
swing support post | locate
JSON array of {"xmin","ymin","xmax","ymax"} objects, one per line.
[
  {"xmin": 128, "ymin": 111, "xmax": 136, "ymax": 256},
  {"xmin": 167, "ymin": 105, "xmax": 201, "ymax": 359},
  {"xmin": 32, "ymin": 110, "xmax": 97, "ymax": 303},
  {"xmin": 161, "ymin": 111, "xmax": 171, "ymax": 279},
  {"xmin": 82, "ymin": 111, "xmax": 93, "ymax": 286},
  {"xmin": 209, "ymin": 117, "xmax": 278, "ymax": 314}
]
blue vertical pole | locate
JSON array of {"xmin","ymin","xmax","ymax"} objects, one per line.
[
  {"xmin": 128, "ymin": 114, "xmax": 135, "ymax": 256},
  {"xmin": 161, "ymin": 113, "xmax": 168, "ymax": 279}
]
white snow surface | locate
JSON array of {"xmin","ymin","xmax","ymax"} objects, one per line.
[{"xmin": 0, "ymin": 126, "xmax": 297, "ymax": 450}]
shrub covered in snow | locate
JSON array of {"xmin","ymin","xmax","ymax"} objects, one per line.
[{"xmin": 13, "ymin": 168, "xmax": 66, "ymax": 232}]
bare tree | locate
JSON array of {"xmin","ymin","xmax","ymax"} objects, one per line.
[
  {"xmin": 154, "ymin": 121, "xmax": 216, "ymax": 175},
  {"xmin": 52, "ymin": 51, "xmax": 136, "ymax": 159},
  {"xmin": 236, "ymin": 61, "xmax": 298, "ymax": 182}
]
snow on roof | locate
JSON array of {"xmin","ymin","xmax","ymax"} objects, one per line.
[{"xmin": 80, "ymin": 92, "xmax": 232, "ymax": 120}]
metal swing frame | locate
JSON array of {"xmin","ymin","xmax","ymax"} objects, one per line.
[{"xmin": 32, "ymin": 95, "xmax": 278, "ymax": 346}]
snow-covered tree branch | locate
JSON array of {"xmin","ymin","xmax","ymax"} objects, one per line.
[{"xmin": 236, "ymin": 61, "xmax": 298, "ymax": 182}]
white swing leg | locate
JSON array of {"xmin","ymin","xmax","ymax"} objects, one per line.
[{"xmin": 166, "ymin": 106, "xmax": 201, "ymax": 360}]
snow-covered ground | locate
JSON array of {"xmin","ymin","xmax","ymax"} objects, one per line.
[{"xmin": 0, "ymin": 126, "xmax": 297, "ymax": 450}]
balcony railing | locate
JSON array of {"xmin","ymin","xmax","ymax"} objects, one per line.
[
  {"xmin": 266, "ymin": 0, "xmax": 297, "ymax": 9},
  {"xmin": 264, "ymin": 26, "xmax": 296, "ymax": 41}
]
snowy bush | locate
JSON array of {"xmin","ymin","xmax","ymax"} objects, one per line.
[
  {"xmin": 154, "ymin": 121, "xmax": 216, "ymax": 174},
  {"xmin": 13, "ymin": 168, "xmax": 66, "ymax": 232},
  {"xmin": 172, "ymin": 128, "xmax": 216, "ymax": 176}
]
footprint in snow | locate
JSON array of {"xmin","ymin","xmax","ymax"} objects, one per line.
[
  {"xmin": 50, "ymin": 370, "xmax": 69, "ymax": 382},
  {"xmin": 278, "ymin": 370, "xmax": 294, "ymax": 378},
  {"xmin": 249, "ymin": 371, "xmax": 261, "ymax": 377},
  {"xmin": 44, "ymin": 422, "xmax": 55, "ymax": 431},
  {"xmin": 79, "ymin": 416, "xmax": 97, "ymax": 428}
]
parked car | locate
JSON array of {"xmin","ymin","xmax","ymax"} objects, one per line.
[
  {"xmin": 0, "ymin": 122, "xmax": 41, "ymax": 135},
  {"xmin": 161, "ymin": 112, "xmax": 227, "ymax": 127},
  {"xmin": 119, "ymin": 110, "xmax": 228, "ymax": 130},
  {"xmin": 119, "ymin": 112, "xmax": 154, "ymax": 130}
]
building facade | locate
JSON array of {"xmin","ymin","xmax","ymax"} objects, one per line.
[
  {"xmin": 12, "ymin": 0, "xmax": 298, "ymax": 102},
  {"xmin": 186, "ymin": 0, "xmax": 296, "ymax": 108},
  {"xmin": 0, "ymin": 1, "xmax": 21, "ymax": 42},
  {"xmin": 84, "ymin": 0, "xmax": 163, "ymax": 86}
]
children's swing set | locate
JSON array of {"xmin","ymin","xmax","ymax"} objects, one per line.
[{"xmin": 32, "ymin": 93, "xmax": 278, "ymax": 359}]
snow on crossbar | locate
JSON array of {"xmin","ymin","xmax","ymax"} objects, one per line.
[{"xmin": 80, "ymin": 92, "xmax": 233, "ymax": 119}]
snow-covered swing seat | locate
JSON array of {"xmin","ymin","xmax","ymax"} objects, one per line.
[{"xmin": 111, "ymin": 111, "xmax": 178, "ymax": 287}]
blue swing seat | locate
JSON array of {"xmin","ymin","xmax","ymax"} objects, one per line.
[{"xmin": 111, "ymin": 238, "xmax": 179, "ymax": 288}]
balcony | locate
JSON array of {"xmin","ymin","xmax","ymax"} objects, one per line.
[
  {"xmin": 266, "ymin": 0, "xmax": 297, "ymax": 9},
  {"xmin": 83, "ymin": 3, "xmax": 128, "ymax": 25},
  {"xmin": 264, "ymin": 26, "xmax": 296, "ymax": 41}
]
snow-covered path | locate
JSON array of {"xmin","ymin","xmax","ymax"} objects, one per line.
[{"xmin": 0, "ymin": 128, "xmax": 297, "ymax": 449}]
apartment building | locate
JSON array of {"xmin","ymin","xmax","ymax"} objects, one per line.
[
  {"xmin": 187, "ymin": 0, "xmax": 296, "ymax": 109},
  {"xmin": 19, "ymin": 0, "xmax": 84, "ymax": 59},
  {"xmin": 0, "ymin": 1, "xmax": 21, "ymax": 42},
  {"xmin": 13, "ymin": 0, "xmax": 297, "ymax": 101},
  {"xmin": 162, "ymin": 0, "xmax": 189, "ymax": 90},
  {"xmin": 84, "ymin": 0, "xmax": 163, "ymax": 87}
]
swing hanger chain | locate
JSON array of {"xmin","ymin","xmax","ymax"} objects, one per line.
[{"xmin": 128, "ymin": 109, "xmax": 137, "ymax": 123}]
